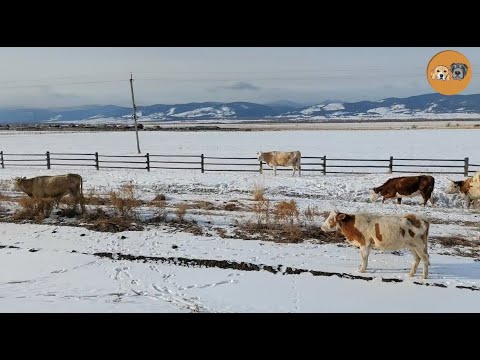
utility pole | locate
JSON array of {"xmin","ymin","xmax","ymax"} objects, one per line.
[{"xmin": 129, "ymin": 72, "xmax": 141, "ymax": 154}]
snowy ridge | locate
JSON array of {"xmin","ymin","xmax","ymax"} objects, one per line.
[{"xmin": 3, "ymin": 94, "xmax": 480, "ymax": 124}]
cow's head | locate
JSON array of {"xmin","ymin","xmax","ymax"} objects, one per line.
[
  {"xmin": 321, "ymin": 210, "xmax": 346, "ymax": 232},
  {"xmin": 445, "ymin": 179, "xmax": 463, "ymax": 194},
  {"xmin": 257, "ymin": 152, "xmax": 264, "ymax": 162},
  {"xmin": 370, "ymin": 188, "xmax": 380, "ymax": 202},
  {"xmin": 13, "ymin": 176, "xmax": 27, "ymax": 191}
]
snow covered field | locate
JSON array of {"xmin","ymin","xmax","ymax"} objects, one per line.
[{"xmin": 0, "ymin": 129, "xmax": 479, "ymax": 312}]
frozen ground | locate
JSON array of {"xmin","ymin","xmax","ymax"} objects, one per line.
[{"xmin": 0, "ymin": 130, "xmax": 479, "ymax": 312}]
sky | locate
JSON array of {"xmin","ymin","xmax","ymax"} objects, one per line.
[{"xmin": 0, "ymin": 47, "xmax": 478, "ymax": 108}]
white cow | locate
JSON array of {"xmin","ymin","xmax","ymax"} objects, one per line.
[
  {"xmin": 445, "ymin": 171, "xmax": 480, "ymax": 208},
  {"xmin": 257, "ymin": 151, "xmax": 301, "ymax": 177},
  {"xmin": 321, "ymin": 210, "xmax": 430, "ymax": 278}
]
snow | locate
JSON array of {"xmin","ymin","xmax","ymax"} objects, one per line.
[
  {"xmin": 1, "ymin": 129, "xmax": 480, "ymax": 312},
  {"xmin": 172, "ymin": 107, "xmax": 235, "ymax": 119},
  {"xmin": 323, "ymin": 103, "xmax": 345, "ymax": 111},
  {"xmin": 300, "ymin": 105, "xmax": 324, "ymax": 115}
]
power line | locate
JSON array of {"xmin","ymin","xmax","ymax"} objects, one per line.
[{"xmin": 0, "ymin": 79, "xmax": 128, "ymax": 90}]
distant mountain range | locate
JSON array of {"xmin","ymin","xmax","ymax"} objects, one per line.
[{"xmin": 1, "ymin": 93, "xmax": 480, "ymax": 124}]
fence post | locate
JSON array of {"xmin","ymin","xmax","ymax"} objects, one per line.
[
  {"xmin": 95, "ymin": 152, "xmax": 99, "ymax": 170},
  {"xmin": 0, "ymin": 151, "xmax": 4, "ymax": 169},
  {"xmin": 322, "ymin": 156, "xmax": 326, "ymax": 175},
  {"xmin": 389, "ymin": 156, "xmax": 393, "ymax": 174},
  {"xmin": 464, "ymin": 157, "xmax": 469, "ymax": 177},
  {"xmin": 201, "ymin": 154, "xmax": 204, "ymax": 173},
  {"xmin": 46, "ymin": 151, "xmax": 51, "ymax": 169},
  {"xmin": 146, "ymin": 153, "xmax": 150, "ymax": 172},
  {"xmin": 259, "ymin": 160, "xmax": 263, "ymax": 174}
]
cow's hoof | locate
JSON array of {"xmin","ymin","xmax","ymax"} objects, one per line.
[
  {"xmin": 408, "ymin": 272, "xmax": 415, "ymax": 277},
  {"xmin": 358, "ymin": 267, "xmax": 366, "ymax": 273}
]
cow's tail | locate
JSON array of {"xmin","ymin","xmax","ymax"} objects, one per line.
[
  {"xmin": 424, "ymin": 221, "xmax": 431, "ymax": 265},
  {"xmin": 297, "ymin": 151, "xmax": 301, "ymax": 176}
]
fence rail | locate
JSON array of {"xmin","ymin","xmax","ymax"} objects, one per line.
[{"xmin": 0, "ymin": 150, "xmax": 477, "ymax": 176}]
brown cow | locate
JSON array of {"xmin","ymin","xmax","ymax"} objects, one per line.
[
  {"xmin": 257, "ymin": 151, "xmax": 301, "ymax": 177},
  {"xmin": 321, "ymin": 211, "xmax": 430, "ymax": 278},
  {"xmin": 370, "ymin": 175, "xmax": 435, "ymax": 206},
  {"xmin": 14, "ymin": 173, "xmax": 85, "ymax": 213}
]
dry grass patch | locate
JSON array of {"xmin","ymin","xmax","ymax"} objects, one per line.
[
  {"xmin": 252, "ymin": 182, "xmax": 266, "ymax": 202},
  {"xmin": 109, "ymin": 182, "xmax": 142, "ymax": 218},
  {"xmin": 84, "ymin": 207, "xmax": 143, "ymax": 232},
  {"xmin": 190, "ymin": 200, "xmax": 215, "ymax": 210},
  {"xmin": 214, "ymin": 227, "xmax": 227, "ymax": 238},
  {"xmin": 0, "ymin": 191, "xmax": 13, "ymax": 202},
  {"xmin": 175, "ymin": 202, "xmax": 189, "ymax": 223},
  {"xmin": 273, "ymin": 200, "xmax": 299, "ymax": 225},
  {"xmin": 236, "ymin": 198, "xmax": 343, "ymax": 244},
  {"xmin": 13, "ymin": 197, "xmax": 55, "ymax": 224},
  {"xmin": 224, "ymin": 202, "xmax": 241, "ymax": 211}
]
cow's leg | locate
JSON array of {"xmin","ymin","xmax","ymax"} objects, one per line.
[
  {"xmin": 382, "ymin": 193, "xmax": 395, "ymax": 204},
  {"xmin": 416, "ymin": 246, "xmax": 429, "ymax": 279},
  {"xmin": 421, "ymin": 252, "xmax": 429, "ymax": 279},
  {"xmin": 397, "ymin": 198, "xmax": 402, "ymax": 205},
  {"xmin": 421, "ymin": 193, "xmax": 429, "ymax": 206},
  {"xmin": 298, "ymin": 164, "xmax": 301, "ymax": 177},
  {"xmin": 358, "ymin": 245, "xmax": 370, "ymax": 273},
  {"xmin": 408, "ymin": 247, "xmax": 421, "ymax": 277},
  {"xmin": 69, "ymin": 189, "xmax": 79, "ymax": 213},
  {"xmin": 274, "ymin": 166, "xmax": 277, "ymax": 176},
  {"xmin": 466, "ymin": 196, "xmax": 471, "ymax": 209},
  {"xmin": 429, "ymin": 195, "xmax": 435, "ymax": 207},
  {"xmin": 292, "ymin": 166, "xmax": 296, "ymax": 177}
]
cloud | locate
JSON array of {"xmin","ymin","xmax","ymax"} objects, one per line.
[{"xmin": 223, "ymin": 82, "xmax": 260, "ymax": 91}]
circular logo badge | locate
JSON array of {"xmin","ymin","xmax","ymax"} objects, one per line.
[{"xmin": 427, "ymin": 50, "xmax": 472, "ymax": 95}]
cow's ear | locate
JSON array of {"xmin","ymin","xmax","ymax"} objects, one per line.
[{"xmin": 337, "ymin": 213, "xmax": 346, "ymax": 221}]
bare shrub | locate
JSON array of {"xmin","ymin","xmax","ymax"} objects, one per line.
[
  {"xmin": 272, "ymin": 200, "xmax": 299, "ymax": 225},
  {"xmin": 252, "ymin": 182, "xmax": 265, "ymax": 201},
  {"xmin": 175, "ymin": 202, "xmax": 189, "ymax": 223},
  {"xmin": 13, "ymin": 197, "xmax": 55, "ymax": 223},
  {"xmin": 303, "ymin": 204, "xmax": 322, "ymax": 222},
  {"xmin": 252, "ymin": 198, "xmax": 271, "ymax": 227},
  {"xmin": 109, "ymin": 182, "xmax": 141, "ymax": 218},
  {"xmin": 84, "ymin": 187, "xmax": 108, "ymax": 206}
]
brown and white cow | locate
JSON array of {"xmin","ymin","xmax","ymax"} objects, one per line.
[
  {"xmin": 14, "ymin": 173, "xmax": 85, "ymax": 213},
  {"xmin": 321, "ymin": 211, "xmax": 430, "ymax": 278},
  {"xmin": 257, "ymin": 151, "xmax": 301, "ymax": 177},
  {"xmin": 445, "ymin": 171, "xmax": 480, "ymax": 208},
  {"xmin": 370, "ymin": 175, "xmax": 435, "ymax": 206}
]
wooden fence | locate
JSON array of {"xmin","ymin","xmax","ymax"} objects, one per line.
[{"xmin": 0, "ymin": 150, "xmax": 479, "ymax": 176}]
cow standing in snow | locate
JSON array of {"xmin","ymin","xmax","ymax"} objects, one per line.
[
  {"xmin": 370, "ymin": 175, "xmax": 435, "ymax": 206},
  {"xmin": 14, "ymin": 173, "xmax": 86, "ymax": 214},
  {"xmin": 257, "ymin": 151, "xmax": 301, "ymax": 177},
  {"xmin": 445, "ymin": 171, "xmax": 480, "ymax": 208},
  {"xmin": 321, "ymin": 210, "xmax": 430, "ymax": 279}
]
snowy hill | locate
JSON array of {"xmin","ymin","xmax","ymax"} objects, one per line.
[{"xmin": 2, "ymin": 94, "xmax": 480, "ymax": 124}]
